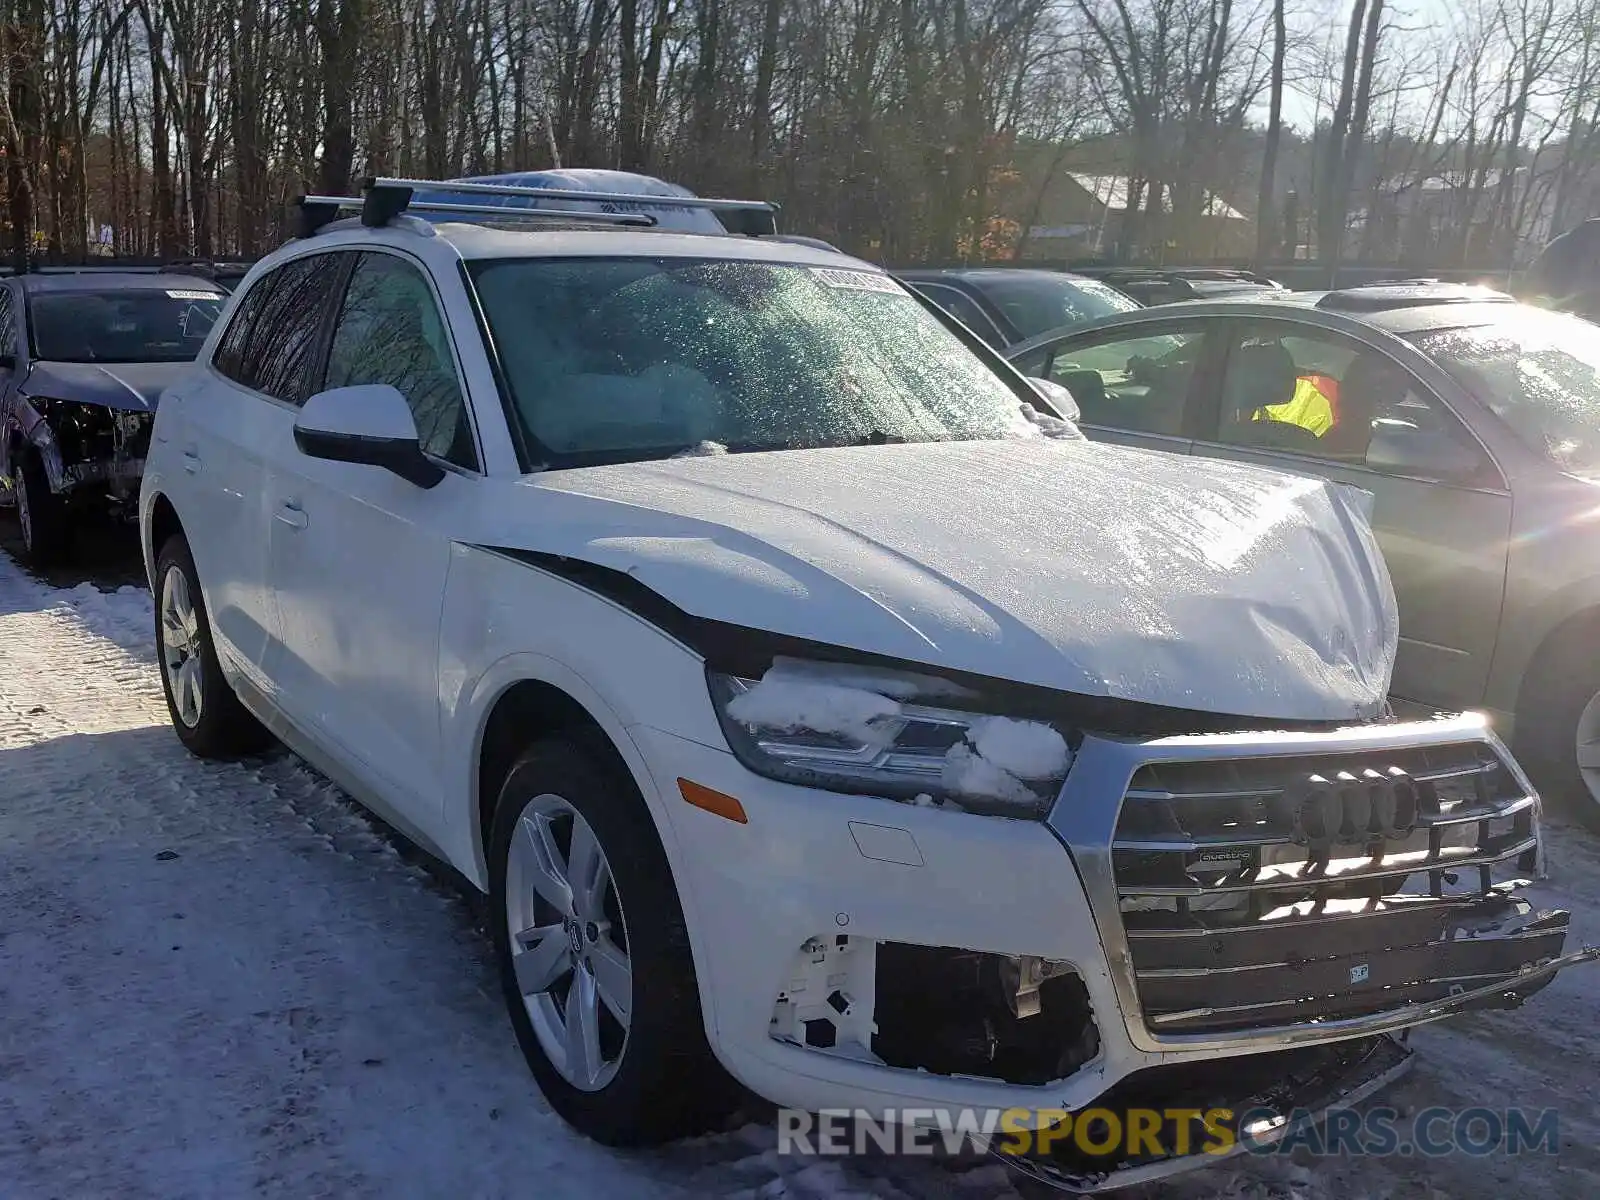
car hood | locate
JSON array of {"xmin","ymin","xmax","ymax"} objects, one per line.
[
  {"xmin": 23, "ymin": 360, "xmax": 195, "ymax": 413},
  {"xmin": 494, "ymin": 438, "xmax": 1398, "ymax": 722}
]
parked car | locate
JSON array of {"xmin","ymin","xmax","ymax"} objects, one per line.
[
  {"xmin": 1004, "ymin": 279, "xmax": 1600, "ymax": 825},
  {"xmin": 158, "ymin": 260, "xmax": 254, "ymax": 292},
  {"xmin": 1, "ymin": 269, "xmax": 228, "ymax": 563},
  {"xmin": 141, "ymin": 179, "xmax": 1594, "ymax": 1192},
  {"xmin": 1070, "ymin": 266, "xmax": 1287, "ymax": 306},
  {"xmin": 897, "ymin": 267, "xmax": 1141, "ymax": 349}
]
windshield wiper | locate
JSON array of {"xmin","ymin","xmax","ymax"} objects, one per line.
[{"xmin": 853, "ymin": 430, "xmax": 907, "ymax": 445}]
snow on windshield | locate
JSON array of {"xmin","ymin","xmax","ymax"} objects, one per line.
[
  {"xmin": 471, "ymin": 258, "xmax": 1054, "ymax": 464},
  {"xmin": 1412, "ymin": 310, "xmax": 1600, "ymax": 476}
]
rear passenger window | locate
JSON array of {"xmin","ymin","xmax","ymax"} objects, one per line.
[
  {"xmin": 212, "ymin": 275, "xmax": 272, "ymax": 382},
  {"xmin": 214, "ymin": 253, "xmax": 348, "ymax": 403}
]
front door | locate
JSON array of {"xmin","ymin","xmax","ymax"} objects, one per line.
[
  {"xmin": 265, "ymin": 249, "xmax": 482, "ymax": 832},
  {"xmin": 1191, "ymin": 319, "xmax": 1512, "ymax": 711}
]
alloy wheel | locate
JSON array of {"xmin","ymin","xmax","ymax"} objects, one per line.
[
  {"xmin": 1575, "ymin": 689, "xmax": 1600, "ymax": 810},
  {"xmin": 504, "ymin": 792, "xmax": 633, "ymax": 1092},
  {"xmin": 160, "ymin": 564, "xmax": 205, "ymax": 728}
]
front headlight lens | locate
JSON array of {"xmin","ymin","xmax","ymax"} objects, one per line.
[{"xmin": 707, "ymin": 658, "xmax": 1075, "ymax": 818}]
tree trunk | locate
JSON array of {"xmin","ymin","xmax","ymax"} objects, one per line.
[{"xmin": 1255, "ymin": 0, "xmax": 1286, "ymax": 263}]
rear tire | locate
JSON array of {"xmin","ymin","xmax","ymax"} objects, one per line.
[
  {"xmin": 154, "ymin": 534, "xmax": 272, "ymax": 759},
  {"xmin": 488, "ymin": 733, "xmax": 737, "ymax": 1145},
  {"xmin": 15, "ymin": 449, "xmax": 70, "ymax": 566},
  {"xmin": 1517, "ymin": 622, "xmax": 1600, "ymax": 834}
]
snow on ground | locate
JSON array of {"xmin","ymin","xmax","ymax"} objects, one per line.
[{"xmin": 2, "ymin": 543, "xmax": 1599, "ymax": 1199}]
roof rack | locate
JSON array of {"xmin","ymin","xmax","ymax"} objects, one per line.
[{"xmin": 292, "ymin": 175, "xmax": 781, "ymax": 239}]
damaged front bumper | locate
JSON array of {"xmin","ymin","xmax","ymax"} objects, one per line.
[
  {"xmin": 1004, "ymin": 943, "xmax": 1598, "ymax": 1193},
  {"xmin": 634, "ymin": 710, "xmax": 1597, "ymax": 1191},
  {"xmin": 1005, "ymin": 1033, "xmax": 1417, "ymax": 1192},
  {"xmin": 27, "ymin": 401, "xmax": 152, "ymax": 503}
]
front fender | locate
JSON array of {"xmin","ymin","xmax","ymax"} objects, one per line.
[{"xmin": 438, "ymin": 542, "xmax": 733, "ymax": 1039}]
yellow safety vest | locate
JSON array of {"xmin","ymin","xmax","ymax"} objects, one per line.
[{"xmin": 1253, "ymin": 374, "xmax": 1338, "ymax": 437}]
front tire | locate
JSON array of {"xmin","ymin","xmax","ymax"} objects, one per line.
[
  {"xmin": 154, "ymin": 534, "xmax": 271, "ymax": 758},
  {"xmin": 488, "ymin": 734, "xmax": 736, "ymax": 1145},
  {"xmin": 15, "ymin": 449, "xmax": 70, "ymax": 566}
]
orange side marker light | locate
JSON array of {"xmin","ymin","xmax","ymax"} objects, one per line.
[{"xmin": 677, "ymin": 778, "xmax": 748, "ymax": 824}]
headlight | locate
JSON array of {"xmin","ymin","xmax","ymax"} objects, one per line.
[{"xmin": 707, "ymin": 658, "xmax": 1075, "ymax": 818}]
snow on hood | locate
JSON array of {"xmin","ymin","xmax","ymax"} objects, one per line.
[
  {"xmin": 24, "ymin": 360, "xmax": 195, "ymax": 413},
  {"xmin": 500, "ymin": 438, "xmax": 1399, "ymax": 722}
]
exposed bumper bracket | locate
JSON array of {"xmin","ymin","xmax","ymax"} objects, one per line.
[{"xmin": 1001, "ymin": 945, "xmax": 1597, "ymax": 1193}]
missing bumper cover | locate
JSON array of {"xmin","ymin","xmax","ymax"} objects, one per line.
[{"xmin": 769, "ymin": 938, "xmax": 1100, "ymax": 1086}]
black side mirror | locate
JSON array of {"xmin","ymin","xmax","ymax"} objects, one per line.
[{"xmin": 1365, "ymin": 421, "xmax": 1489, "ymax": 486}]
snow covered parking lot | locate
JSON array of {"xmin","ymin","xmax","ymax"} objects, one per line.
[{"xmin": 1, "ymin": 540, "xmax": 1598, "ymax": 1200}]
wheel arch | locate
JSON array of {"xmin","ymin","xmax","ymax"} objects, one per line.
[
  {"xmin": 143, "ymin": 489, "xmax": 186, "ymax": 590},
  {"xmin": 1512, "ymin": 601, "xmax": 1600, "ymax": 731},
  {"xmin": 460, "ymin": 658, "xmax": 722, "ymax": 1038},
  {"xmin": 461, "ymin": 656, "xmax": 688, "ymax": 894}
]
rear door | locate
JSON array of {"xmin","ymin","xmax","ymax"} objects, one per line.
[
  {"xmin": 1008, "ymin": 319, "xmax": 1219, "ymax": 454},
  {"xmin": 170, "ymin": 251, "xmax": 350, "ymax": 686},
  {"xmin": 1189, "ymin": 316, "xmax": 1511, "ymax": 711}
]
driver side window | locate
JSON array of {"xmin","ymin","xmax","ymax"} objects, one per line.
[
  {"xmin": 1022, "ymin": 326, "xmax": 1207, "ymax": 436},
  {"xmin": 1211, "ymin": 324, "xmax": 1490, "ymax": 483},
  {"xmin": 324, "ymin": 253, "xmax": 476, "ymax": 470}
]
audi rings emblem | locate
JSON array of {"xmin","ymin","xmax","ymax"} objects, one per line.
[{"xmin": 1284, "ymin": 766, "xmax": 1421, "ymax": 848}]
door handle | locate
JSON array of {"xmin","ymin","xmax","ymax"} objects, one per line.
[{"xmin": 275, "ymin": 499, "xmax": 308, "ymax": 530}]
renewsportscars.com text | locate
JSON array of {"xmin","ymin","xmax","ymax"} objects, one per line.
[{"xmin": 777, "ymin": 1105, "xmax": 1560, "ymax": 1160}]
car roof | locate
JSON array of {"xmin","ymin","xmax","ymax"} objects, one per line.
[
  {"xmin": 1003, "ymin": 293, "xmax": 1545, "ymax": 362},
  {"xmin": 899, "ymin": 267, "xmax": 1100, "ymax": 285},
  {"xmin": 1012, "ymin": 290, "xmax": 1535, "ymax": 344},
  {"xmin": 18, "ymin": 271, "xmax": 224, "ymax": 295}
]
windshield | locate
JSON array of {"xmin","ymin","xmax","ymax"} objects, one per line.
[
  {"xmin": 968, "ymin": 274, "xmax": 1141, "ymax": 340},
  {"xmin": 1408, "ymin": 310, "xmax": 1600, "ymax": 476},
  {"xmin": 469, "ymin": 257, "xmax": 1045, "ymax": 466},
  {"xmin": 30, "ymin": 288, "xmax": 226, "ymax": 363}
]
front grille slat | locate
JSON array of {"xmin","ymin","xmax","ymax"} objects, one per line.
[
  {"xmin": 1124, "ymin": 892, "xmax": 1531, "ymax": 968},
  {"xmin": 1112, "ymin": 738, "xmax": 1557, "ymax": 1035},
  {"xmin": 1134, "ymin": 922, "xmax": 1569, "ymax": 1013},
  {"xmin": 1116, "ymin": 833, "xmax": 1538, "ymax": 898}
]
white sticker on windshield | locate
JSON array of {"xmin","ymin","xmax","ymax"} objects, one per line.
[
  {"xmin": 166, "ymin": 289, "xmax": 224, "ymax": 300},
  {"xmin": 810, "ymin": 268, "xmax": 906, "ymax": 294}
]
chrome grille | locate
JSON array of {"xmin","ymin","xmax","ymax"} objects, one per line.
[{"xmin": 1109, "ymin": 739, "xmax": 1553, "ymax": 1035}]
